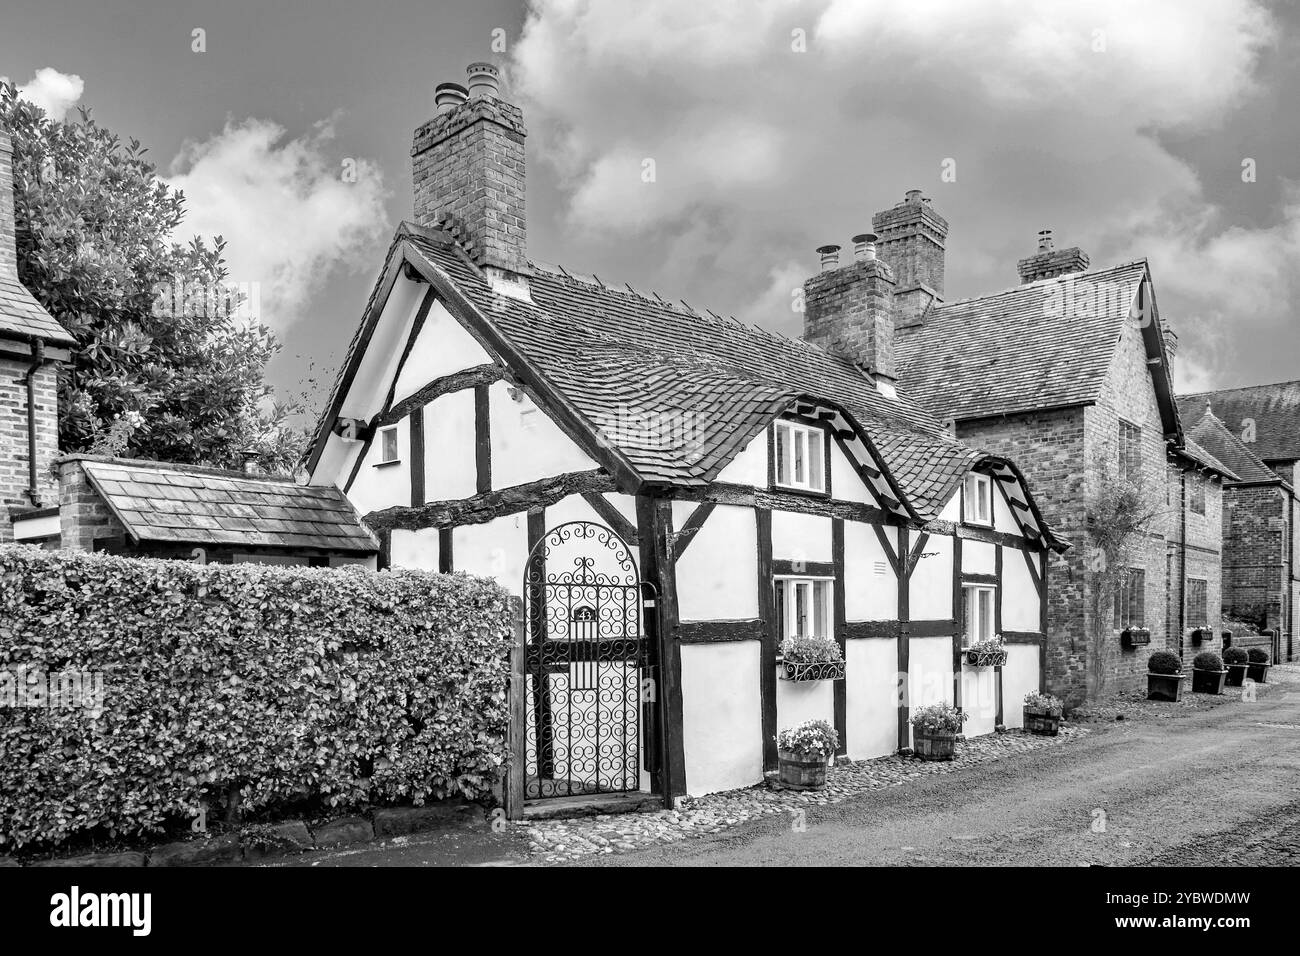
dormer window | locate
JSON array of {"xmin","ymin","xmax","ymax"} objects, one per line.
[
  {"xmin": 774, "ymin": 421, "xmax": 826, "ymax": 493},
  {"xmin": 964, "ymin": 472, "xmax": 992, "ymax": 525}
]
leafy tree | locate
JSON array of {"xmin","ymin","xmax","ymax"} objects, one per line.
[{"xmin": 0, "ymin": 82, "xmax": 305, "ymax": 474}]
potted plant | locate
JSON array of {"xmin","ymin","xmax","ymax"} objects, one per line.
[
  {"xmin": 1122, "ymin": 626, "xmax": 1152, "ymax": 648},
  {"xmin": 776, "ymin": 719, "xmax": 839, "ymax": 789},
  {"xmin": 965, "ymin": 635, "xmax": 1008, "ymax": 667},
  {"xmin": 1191, "ymin": 651, "xmax": 1227, "ymax": 695},
  {"xmin": 1222, "ymin": 646, "xmax": 1249, "ymax": 687},
  {"xmin": 910, "ymin": 702, "xmax": 967, "ymax": 760},
  {"xmin": 1146, "ymin": 650, "xmax": 1185, "ymax": 702},
  {"xmin": 1247, "ymin": 647, "xmax": 1271, "ymax": 683},
  {"xmin": 1188, "ymin": 627, "xmax": 1212, "ymax": 647},
  {"xmin": 1022, "ymin": 691, "xmax": 1063, "ymax": 736},
  {"xmin": 779, "ymin": 636, "xmax": 845, "ymax": 682}
]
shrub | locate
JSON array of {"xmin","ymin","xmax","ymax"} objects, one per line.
[
  {"xmin": 777, "ymin": 719, "xmax": 839, "ymax": 759},
  {"xmin": 0, "ymin": 545, "xmax": 514, "ymax": 849},
  {"xmin": 1147, "ymin": 651, "xmax": 1182, "ymax": 674},
  {"xmin": 1223, "ymin": 647, "xmax": 1248, "ymax": 666},
  {"xmin": 1248, "ymin": 648, "xmax": 1270, "ymax": 664},
  {"xmin": 910, "ymin": 702, "xmax": 967, "ymax": 734},
  {"xmin": 1193, "ymin": 651, "xmax": 1223, "ymax": 671},
  {"xmin": 780, "ymin": 636, "xmax": 842, "ymax": 664},
  {"xmin": 1023, "ymin": 691, "xmax": 1063, "ymax": 716}
]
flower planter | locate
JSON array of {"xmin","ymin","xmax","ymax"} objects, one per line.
[
  {"xmin": 781, "ymin": 659, "xmax": 846, "ymax": 682},
  {"xmin": 912, "ymin": 728, "xmax": 957, "ymax": 761},
  {"xmin": 1225, "ymin": 663, "xmax": 1249, "ymax": 687},
  {"xmin": 1191, "ymin": 667, "xmax": 1227, "ymax": 695},
  {"xmin": 1023, "ymin": 707, "xmax": 1061, "ymax": 736},
  {"xmin": 965, "ymin": 648, "xmax": 1008, "ymax": 667},
  {"xmin": 1189, "ymin": 628, "xmax": 1212, "ymax": 647},
  {"xmin": 777, "ymin": 750, "xmax": 828, "ymax": 789},
  {"xmin": 1147, "ymin": 672, "xmax": 1185, "ymax": 702},
  {"xmin": 1247, "ymin": 662, "xmax": 1270, "ymax": 684},
  {"xmin": 1122, "ymin": 627, "xmax": 1152, "ymax": 649}
]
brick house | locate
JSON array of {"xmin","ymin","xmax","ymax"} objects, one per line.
[
  {"xmin": 890, "ymin": 215, "xmax": 1234, "ymax": 703},
  {"xmin": 1178, "ymin": 389, "xmax": 1300, "ymax": 663}
]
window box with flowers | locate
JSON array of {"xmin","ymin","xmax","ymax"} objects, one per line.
[
  {"xmin": 1247, "ymin": 647, "xmax": 1271, "ymax": 683},
  {"xmin": 776, "ymin": 719, "xmax": 839, "ymax": 790},
  {"xmin": 1147, "ymin": 650, "xmax": 1185, "ymax": 701},
  {"xmin": 779, "ymin": 636, "xmax": 845, "ymax": 682},
  {"xmin": 965, "ymin": 636, "xmax": 1008, "ymax": 667},
  {"xmin": 910, "ymin": 702, "xmax": 967, "ymax": 761},
  {"xmin": 1188, "ymin": 627, "xmax": 1213, "ymax": 647},
  {"xmin": 1023, "ymin": 691, "xmax": 1063, "ymax": 736},
  {"xmin": 1121, "ymin": 626, "xmax": 1151, "ymax": 649}
]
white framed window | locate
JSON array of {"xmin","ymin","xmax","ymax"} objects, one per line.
[
  {"xmin": 774, "ymin": 577, "xmax": 833, "ymax": 641},
  {"xmin": 964, "ymin": 472, "xmax": 992, "ymax": 525},
  {"xmin": 963, "ymin": 584, "xmax": 996, "ymax": 647},
  {"xmin": 774, "ymin": 421, "xmax": 826, "ymax": 493},
  {"xmin": 379, "ymin": 426, "xmax": 400, "ymax": 464}
]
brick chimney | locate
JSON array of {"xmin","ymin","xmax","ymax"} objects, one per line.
[
  {"xmin": 803, "ymin": 233, "xmax": 897, "ymax": 390},
  {"xmin": 871, "ymin": 189, "xmax": 948, "ymax": 330},
  {"xmin": 1016, "ymin": 229, "xmax": 1090, "ymax": 283},
  {"xmin": 0, "ymin": 126, "xmax": 18, "ymax": 278},
  {"xmin": 412, "ymin": 62, "xmax": 528, "ymax": 279}
]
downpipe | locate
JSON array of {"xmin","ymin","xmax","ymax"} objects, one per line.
[{"xmin": 23, "ymin": 339, "xmax": 48, "ymax": 507}]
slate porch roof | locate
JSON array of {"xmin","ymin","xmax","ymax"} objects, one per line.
[
  {"xmin": 73, "ymin": 456, "xmax": 377, "ymax": 552},
  {"xmin": 1178, "ymin": 381, "xmax": 1300, "ymax": 465},
  {"xmin": 0, "ymin": 272, "xmax": 76, "ymax": 346},
  {"xmin": 309, "ymin": 222, "xmax": 1066, "ymax": 543},
  {"xmin": 894, "ymin": 260, "xmax": 1152, "ymax": 423},
  {"xmin": 1183, "ymin": 409, "xmax": 1280, "ymax": 485}
]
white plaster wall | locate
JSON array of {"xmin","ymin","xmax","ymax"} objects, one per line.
[
  {"xmin": 775, "ymin": 667, "xmax": 835, "ymax": 739},
  {"xmin": 681, "ymin": 642, "xmax": 763, "ymax": 795},
  {"xmin": 961, "ymin": 664, "xmax": 998, "ymax": 736},
  {"xmin": 453, "ymin": 514, "xmax": 529, "ymax": 592},
  {"xmin": 545, "ymin": 493, "xmax": 605, "ymax": 531},
  {"xmin": 963, "ymin": 540, "xmax": 997, "ymax": 575},
  {"xmin": 671, "ymin": 503, "xmax": 757, "ymax": 621},
  {"xmin": 992, "ymin": 481, "xmax": 1019, "ymax": 531},
  {"xmin": 845, "ymin": 638, "xmax": 898, "ymax": 759},
  {"xmin": 910, "ymin": 534, "xmax": 954, "ymax": 619},
  {"xmin": 346, "ymin": 416, "xmax": 411, "ymax": 517},
  {"xmin": 907, "ymin": 635, "xmax": 953, "ymax": 747},
  {"xmin": 424, "ymin": 389, "xmax": 477, "ymax": 501},
  {"xmin": 843, "ymin": 521, "xmax": 897, "ymax": 620},
  {"xmin": 1003, "ymin": 549, "xmax": 1041, "ymax": 632},
  {"xmin": 771, "ymin": 510, "xmax": 831, "ymax": 563},
  {"xmin": 830, "ymin": 439, "xmax": 874, "ymax": 505},
  {"xmin": 938, "ymin": 491, "xmax": 961, "ymax": 522},
  {"xmin": 391, "ymin": 299, "xmax": 494, "ymax": 405},
  {"xmin": 390, "ymin": 527, "xmax": 440, "ymax": 570},
  {"xmin": 1002, "ymin": 645, "xmax": 1042, "ymax": 729},
  {"xmin": 715, "ymin": 429, "xmax": 767, "ymax": 486},
  {"xmin": 489, "ymin": 380, "xmax": 597, "ymax": 489}
]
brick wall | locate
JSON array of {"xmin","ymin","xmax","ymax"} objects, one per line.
[
  {"xmin": 0, "ymin": 357, "xmax": 59, "ymax": 542},
  {"xmin": 1222, "ymin": 483, "xmax": 1286, "ymax": 632},
  {"xmin": 58, "ymin": 459, "xmax": 126, "ymax": 551},
  {"xmin": 803, "ymin": 258, "xmax": 897, "ymax": 379}
]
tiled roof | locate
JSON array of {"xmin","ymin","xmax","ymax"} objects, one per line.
[
  {"xmin": 895, "ymin": 261, "xmax": 1149, "ymax": 422},
  {"xmin": 399, "ymin": 228, "xmax": 992, "ymax": 520},
  {"xmin": 1178, "ymin": 382, "xmax": 1300, "ymax": 464},
  {"xmin": 1183, "ymin": 410, "xmax": 1279, "ymax": 484},
  {"xmin": 0, "ymin": 272, "xmax": 76, "ymax": 345},
  {"xmin": 1177, "ymin": 436, "xmax": 1237, "ymax": 480},
  {"xmin": 77, "ymin": 457, "xmax": 377, "ymax": 552}
]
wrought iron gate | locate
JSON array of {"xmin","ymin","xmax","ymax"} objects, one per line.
[{"xmin": 522, "ymin": 521, "xmax": 653, "ymax": 799}]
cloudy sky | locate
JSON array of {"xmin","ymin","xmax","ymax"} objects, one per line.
[{"xmin": 2, "ymin": 0, "xmax": 1297, "ymax": 405}]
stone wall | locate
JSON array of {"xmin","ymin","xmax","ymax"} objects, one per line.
[{"xmin": 57, "ymin": 459, "xmax": 126, "ymax": 551}]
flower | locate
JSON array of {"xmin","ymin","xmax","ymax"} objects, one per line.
[{"xmin": 777, "ymin": 719, "xmax": 839, "ymax": 758}]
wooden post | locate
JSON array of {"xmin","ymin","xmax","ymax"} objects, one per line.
[{"xmin": 503, "ymin": 595, "xmax": 527, "ymax": 821}]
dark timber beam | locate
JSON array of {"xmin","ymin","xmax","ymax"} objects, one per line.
[{"xmin": 580, "ymin": 491, "xmax": 639, "ymax": 546}]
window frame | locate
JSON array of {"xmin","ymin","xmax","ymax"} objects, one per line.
[
  {"xmin": 376, "ymin": 425, "xmax": 401, "ymax": 466},
  {"xmin": 1118, "ymin": 419, "xmax": 1143, "ymax": 486},
  {"xmin": 963, "ymin": 472, "xmax": 993, "ymax": 526},
  {"xmin": 962, "ymin": 583, "xmax": 997, "ymax": 647},
  {"xmin": 773, "ymin": 575, "xmax": 835, "ymax": 644},
  {"xmin": 1114, "ymin": 567, "xmax": 1147, "ymax": 629},
  {"xmin": 1186, "ymin": 578, "xmax": 1208, "ymax": 627},
  {"xmin": 772, "ymin": 419, "xmax": 829, "ymax": 495},
  {"xmin": 1188, "ymin": 480, "xmax": 1206, "ymax": 516}
]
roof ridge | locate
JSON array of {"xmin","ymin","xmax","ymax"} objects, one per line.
[
  {"xmin": 933, "ymin": 258, "xmax": 1148, "ymax": 312},
  {"xmin": 66, "ymin": 453, "xmax": 298, "ymax": 485},
  {"xmin": 1182, "ymin": 378, "xmax": 1300, "ymax": 399}
]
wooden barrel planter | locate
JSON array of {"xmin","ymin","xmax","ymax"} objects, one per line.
[
  {"xmin": 912, "ymin": 729, "xmax": 957, "ymax": 761},
  {"xmin": 1147, "ymin": 672, "xmax": 1185, "ymax": 702},
  {"xmin": 1191, "ymin": 667, "xmax": 1227, "ymax": 695},
  {"xmin": 1225, "ymin": 663, "xmax": 1249, "ymax": 687},
  {"xmin": 777, "ymin": 750, "xmax": 828, "ymax": 790},
  {"xmin": 1023, "ymin": 708, "xmax": 1061, "ymax": 736}
]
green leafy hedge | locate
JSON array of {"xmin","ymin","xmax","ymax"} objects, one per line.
[{"xmin": 0, "ymin": 545, "xmax": 514, "ymax": 849}]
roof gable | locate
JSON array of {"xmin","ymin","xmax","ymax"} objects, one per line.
[
  {"xmin": 1178, "ymin": 381, "xmax": 1300, "ymax": 464},
  {"xmin": 1184, "ymin": 408, "xmax": 1279, "ymax": 484}
]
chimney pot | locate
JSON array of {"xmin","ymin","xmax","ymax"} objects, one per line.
[
  {"xmin": 466, "ymin": 62, "xmax": 500, "ymax": 100},
  {"xmin": 1037, "ymin": 229, "xmax": 1054, "ymax": 252},
  {"xmin": 852, "ymin": 233, "xmax": 878, "ymax": 262},
  {"xmin": 435, "ymin": 81, "xmax": 468, "ymax": 114},
  {"xmin": 904, "ymin": 189, "xmax": 924, "ymax": 204},
  {"xmin": 816, "ymin": 244, "xmax": 841, "ymax": 272}
]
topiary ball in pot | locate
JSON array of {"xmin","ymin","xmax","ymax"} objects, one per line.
[
  {"xmin": 1193, "ymin": 651, "xmax": 1223, "ymax": 672},
  {"xmin": 1247, "ymin": 647, "xmax": 1269, "ymax": 664},
  {"xmin": 1246, "ymin": 647, "xmax": 1271, "ymax": 683},
  {"xmin": 1223, "ymin": 646, "xmax": 1248, "ymax": 666},
  {"xmin": 1148, "ymin": 650, "xmax": 1182, "ymax": 674}
]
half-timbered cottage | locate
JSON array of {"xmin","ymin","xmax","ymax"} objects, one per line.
[{"xmin": 305, "ymin": 64, "xmax": 1065, "ymax": 805}]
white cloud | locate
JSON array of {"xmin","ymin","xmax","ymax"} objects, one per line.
[
  {"xmin": 5, "ymin": 68, "xmax": 85, "ymax": 122},
  {"xmin": 164, "ymin": 116, "xmax": 390, "ymax": 332}
]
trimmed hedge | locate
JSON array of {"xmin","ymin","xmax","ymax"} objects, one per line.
[
  {"xmin": 1147, "ymin": 651, "xmax": 1182, "ymax": 675},
  {"xmin": 1193, "ymin": 651, "xmax": 1223, "ymax": 672},
  {"xmin": 0, "ymin": 545, "xmax": 514, "ymax": 849}
]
